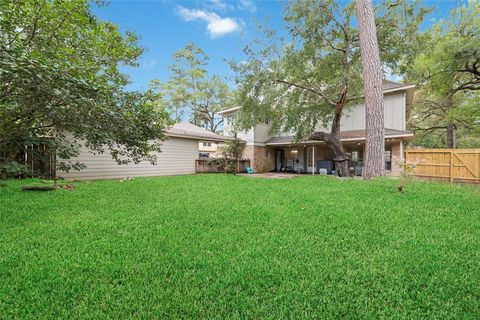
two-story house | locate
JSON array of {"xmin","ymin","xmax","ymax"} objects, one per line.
[{"xmin": 219, "ymin": 80, "xmax": 415, "ymax": 176}]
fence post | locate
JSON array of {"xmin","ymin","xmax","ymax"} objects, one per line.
[{"xmin": 449, "ymin": 150, "xmax": 454, "ymax": 183}]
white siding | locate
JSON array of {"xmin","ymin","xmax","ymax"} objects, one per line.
[
  {"xmin": 253, "ymin": 123, "xmax": 272, "ymax": 144},
  {"xmin": 340, "ymin": 104, "xmax": 365, "ymax": 131},
  {"xmin": 383, "ymin": 92, "xmax": 406, "ymax": 130},
  {"xmin": 57, "ymin": 137, "xmax": 199, "ymax": 180},
  {"xmin": 222, "ymin": 114, "xmax": 271, "ymax": 145},
  {"xmin": 223, "ymin": 119, "xmax": 255, "ymax": 144},
  {"xmin": 237, "ymin": 128, "xmax": 255, "ymax": 144},
  {"xmin": 317, "ymin": 92, "xmax": 405, "ymax": 132}
]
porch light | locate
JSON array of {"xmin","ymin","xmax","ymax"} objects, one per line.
[{"xmin": 291, "ymin": 149, "xmax": 298, "ymax": 154}]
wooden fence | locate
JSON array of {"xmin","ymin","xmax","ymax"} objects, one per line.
[
  {"xmin": 405, "ymin": 149, "xmax": 480, "ymax": 183},
  {"xmin": 195, "ymin": 159, "xmax": 251, "ymax": 174},
  {"xmin": 1, "ymin": 144, "xmax": 56, "ymax": 178}
]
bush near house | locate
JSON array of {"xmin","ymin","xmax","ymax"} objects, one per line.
[{"xmin": 0, "ymin": 175, "xmax": 479, "ymax": 318}]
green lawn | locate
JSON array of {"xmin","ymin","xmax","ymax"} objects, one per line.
[{"xmin": 1, "ymin": 175, "xmax": 479, "ymax": 319}]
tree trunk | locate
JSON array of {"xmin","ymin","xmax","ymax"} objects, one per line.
[
  {"xmin": 447, "ymin": 122, "xmax": 457, "ymax": 148},
  {"xmin": 356, "ymin": 0, "xmax": 385, "ymax": 179},
  {"xmin": 328, "ymin": 136, "xmax": 350, "ymax": 177},
  {"xmin": 310, "ymin": 132, "xmax": 349, "ymax": 177},
  {"xmin": 310, "ymin": 88, "xmax": 350, "ymax": 177}
]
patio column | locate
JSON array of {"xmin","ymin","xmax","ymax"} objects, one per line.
[
  {"xmin": 400, "ymin": 140, "xmax": 404, "ymax": 161},
  {"xmin": 312, "ymin": 146, "xmax": 315, "ymax": 175}
]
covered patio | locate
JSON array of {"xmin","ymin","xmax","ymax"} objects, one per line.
[{"xmin": 263, "ymin": 129, "xmax": 413, "ymax": 176}]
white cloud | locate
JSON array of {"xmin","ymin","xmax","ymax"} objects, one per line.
[
  {"xmin": 176, "ymin": 6, "xmax": 242, "ymax": 38},
  {"xmin": 238, "ymin": 0, "xmax": 256, "ymax": 13},
  {"xmin": 142, "ymin": 60, "xmax": 157, "ymax": 69},
  {"xmin": 207, "ymin": 0, "xmax": 229, "ymax": 11}
]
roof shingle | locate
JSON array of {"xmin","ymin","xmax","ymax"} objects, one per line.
[
  {"xmin": 167, "ymin": 122, "xmax": 229, "ymax": 142},
  {"xmin": 382, "ymin": 80, "xmax": 413, "ymax": 91}
]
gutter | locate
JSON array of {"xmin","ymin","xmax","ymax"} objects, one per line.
[{"xmin": 167, "ymin": 133, "xmax": 230, "ymax": 142}]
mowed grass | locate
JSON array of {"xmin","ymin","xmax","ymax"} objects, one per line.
[{"xmin": 0, "ymin": 175, "xmax": 479, "ymax": 319}]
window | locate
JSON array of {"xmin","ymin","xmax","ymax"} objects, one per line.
[
  {"xmin": 202, "ymin": 142, "xmax": 211, "ymax": 147},
  {"xmin": 351, "ymin": 151, "xmax": 359, "ymax": 161},
  {"xmin": 346, "ymin": 145, "xmax": 363, "ymax": 171},
  {"xmin": 199, "ymin": 152, "xmax": 210, "ymax": 158},
  {"xmin": 225, "ymin": 115, "xmax": 233, "ymax": 126},
  {"xmin": 385, "ymin": 145, "xmax": 392, "ymax": 171}
]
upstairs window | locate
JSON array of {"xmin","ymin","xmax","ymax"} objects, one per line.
[{"xmin": 225, "ymin": 114, "xmax": 234, "ymax": 126}]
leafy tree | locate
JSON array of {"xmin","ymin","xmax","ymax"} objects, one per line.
[
  {"xmin": 409, "ymin": 90, "xmax": 480, "ymax": 148},
  {"xmin": 231, "ymin": 0, "xmax": 428, "ymax": 177},
  {"xmin": 408, "ymin": 1, "xmax": 480, "ymax": 148},
  {"xmin": 153, "ymin": 43, "xmax": 231, "ymax": 133},
  {"xmin": 151, "ymin": 81, "xmax": 186, "ymax": 123},
  {"xmin": 0, "ymin": 0, "xmax": 170, "ymax": 177},
  {"xmin": 193, "ymin": 75, "xmax": 232, "ymax": 133}
]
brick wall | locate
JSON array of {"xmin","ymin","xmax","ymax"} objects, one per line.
[
  {"xmin": 390, "ymin": 141, "xmax": 402, "ymax": 176},
  {"xmin": 314, "ymin": 145, "xmax": 328, "ymax": 161},
  {"xmin": 242, "ymin": 145, "xmax": 273, "ymax": 173}
]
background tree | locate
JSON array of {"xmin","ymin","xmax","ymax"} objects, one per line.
[
  {"xmin": 153, "ymin": 44, "xmax": 231, "ymax": 132},
  {"xmin": 231, "ymin": 0, "xmax": 429, "ymax": 177},
  {"xmin": 151, "ymin": 80, "xmax": 187, "ymax": 123},
  {"xmin": 356, "ymin": 0, "xmax": 385, "ymax": 178},
  {"xmin": 407, "ymin": 1, "xmax": 480, "ymax": 148},
  {"xmin": 0, "ymin": 0, "xmax": 170, "ymax": 177},
  {"xmin": 193, "ymin": 76, "xmax": 231, "ymax": 132}
]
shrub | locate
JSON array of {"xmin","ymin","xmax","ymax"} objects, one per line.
[
  {"xmin": 397, "ymin": 160, "xmax": 417, "ymax": 192},
  {"xmin": 0, "ymin": 161, "xmax": 32, "ymax": 179}
]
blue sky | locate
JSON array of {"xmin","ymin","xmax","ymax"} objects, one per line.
[{"xmin": 92, "ymin": 0, "xmax": 464, "ymax": 91}]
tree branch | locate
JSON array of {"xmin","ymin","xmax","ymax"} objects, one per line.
[
  {"xmin": 412, "ymin": 125, "xmax": 448, "ymax": 134},
  {"xmin": 273, "ymin": 78, "xmax": 337, "ymax": 106},
  {"xmin": 310, "ymin": 131, "xmax": 332, "ymax": 142},
  {"xmin": 331, "ymin": 86, "xmax": 348, "ymax": 136}
]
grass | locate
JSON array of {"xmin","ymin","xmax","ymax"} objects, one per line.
[{"xmin": 0, "ymin": 174, "xmax": 479, "ymax": 319}]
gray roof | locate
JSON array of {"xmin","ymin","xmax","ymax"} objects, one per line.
[
  {"xmin": 382, "ymin": 80, "xmax": 414, "ymax": 91},
  {"xmin": 265, "ymin": 128, "xmax": 413, "ymax": 145},
  {"xmin": 167, "ymin": 122, "xmax": 229, "ymax": 142}
]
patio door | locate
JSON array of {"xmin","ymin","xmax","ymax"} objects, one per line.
[
  {"xmin": 274, "ymin": 149, "xmax": 283, "ymax": 172},
  {"xmin": 306, "ymin": 147, "xmax": 315, "ymax": 173}
]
